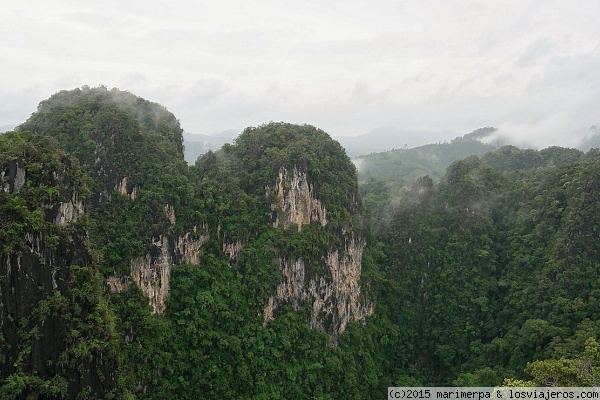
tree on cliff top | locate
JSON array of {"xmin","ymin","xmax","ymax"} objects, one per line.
[{"xmin": 223, "ymin": 122, "xmax": 364, "ymax": 228}]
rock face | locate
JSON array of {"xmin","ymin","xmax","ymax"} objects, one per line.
[
  {"xmin": 264, "ymin": 165, "xmax": 373, "ymax": 340},
  {"xmin": 0, "ymin": 137, "xmax": 119, "ymax": 398},
  {"xmin": 222, "ymin": 240, "xmax": 243, "ymax": 261},
  {"xmin": 133, "ymin": 221, "xmax": 209, "ymax": 313},
  {"xmin": 54, "ymin": 193, "xmax": 84, "ymax": 226},
  {"xmin": 130, "ymin": 235, "xmax": 172, "ymax": 314},
  {"xmin": 111, "ymin": 229, "xmax": 210, "ymax": 314},
  {"xmin": 115, "ymin": 176, "xmax": 139, "ymax": 200},
  {"xmin": 271, "ymin": 166, "xmax": 327, "ymax": 231},
  {"xmin": 0, "ymin": 234, "xmax": 106, "ymax": 390},
  {"xmin": 0, "ymin": 160, "xmax": 26, "ymax": 193},
  {"xmin": 175, "ymin": 229, "xmax": 208, "ymax": 265}
]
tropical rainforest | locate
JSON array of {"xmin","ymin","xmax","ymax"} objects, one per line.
[{"xmin": 1, "ymin": 86, "xmax": 599, "ymax": 399}]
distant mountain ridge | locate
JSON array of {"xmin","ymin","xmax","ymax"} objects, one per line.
[
  {"xmin": 333, "ymin": 127, "xmax": 460, "ymax": 157},
  {"xmin": 182, "ymin": 126, "xmax": 462, "ymax": 163},
  {"xmin": 355, "ymin": 127, "xmax": 499, "ymax": 184},
  {"xmin": 182, "ymin": 124, "xmax": 600, "ymax": 165},
  {"xmin": 183, "ymin": 129, "xmax": 239, "ymax": 163}
]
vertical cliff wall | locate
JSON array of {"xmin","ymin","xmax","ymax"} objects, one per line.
[
  {"xmin": 270, "ymin": 166, "xmax": 327, "ymax": 231},
  {"xmin": 107, "ymin": 203, "xmax": 211, "ymax": 314},
  {"xmin": 126, "ymin": 229, "xmax": 210, "ymax": 314},
  {"xmin": 16, "ymin": 87, "xmax": 197, "ymax": 318},
  {"xmin": 263, "ymin": 164, "xmax": 373, "ymax": 339},
  {"xmin": 2, "ymin": 93, "xmax": 385, "ymax": 396},
  {"xmin": 0, "ymin": 132, "xmax": 120, "ymax": 398}
]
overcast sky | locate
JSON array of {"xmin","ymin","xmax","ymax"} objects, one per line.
[{"xmin": 2, "ymin": 0, "xmax": 599, "ymax": 147}]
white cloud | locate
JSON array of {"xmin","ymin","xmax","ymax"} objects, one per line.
[{"xmin": 1, "ymin": 0, "xmax": 599, "ymax": 145}]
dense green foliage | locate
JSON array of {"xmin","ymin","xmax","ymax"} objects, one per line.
[
  {"xmin": 373, "ymin": 146, "xmax": 600, "ymax": 386},
  {"xmin": 357, "ymin": 129, "xmax": 498, "ymax": 229},
  {"xmin": 355, "ymin": 127, "xmax": 497, "ymax": 184},
  {"xmin": 0, "ymin": 131, "xmax": 87, "ymax": 256},
  {"xmin": 481, "ymin": 145, "xmax": 583, "ymax": 172},
  {"xmin": 2, "ymin": 89, "xmax": 380, "ymax": 399},
  {"xmin": 18, "ymin": 86, "xmax": 192, "ymax": 278},
  {"xmin": 0, "ymin": 131, "xmax": 129, "ymax": 399},
  {"xmin": 224, "ymin": 122, "xmax": 364, "ymax": 229},
  {"xmin": 2, "ymin": 86, "xmax": 600, "ymax": 398}
]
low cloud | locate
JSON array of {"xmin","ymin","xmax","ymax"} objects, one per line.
[{"xmin": 484, "ymin": 115, "xmax": 590, "ymax": 149}]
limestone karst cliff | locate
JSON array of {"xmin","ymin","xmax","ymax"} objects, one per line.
[
  {"xmin": 2, "ymin": 88, "xmax": 379, "ymax": 398},
  {"xmin": 0, "ymin": 131, "xmax": 120, "ymax": 398},
  {"xmin": 226, "ymin": 122, "xmax": 373, "ymax": 339},
  {"xmin": 15, "ymin": 87, "xmax": 374, "ymax": 340},
  {"xmin": 264, "ymin": 164, "xmax": 373, "ymax": 339},
  {"xmin": 109, "ymin": 228, "xmax": 210, "ymax": 314},
  {"xmin": 270, "ymin": 165, "xmax": 327, "ymax": 231},
  {"xmin": 18, "ymin": 87, "xmax": 196, "ymax": 316}
]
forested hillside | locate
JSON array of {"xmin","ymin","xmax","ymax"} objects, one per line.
[
  {"xmin": 377, "ymin": 149, "xmax": 600, "ymax": 385},
  {"xmin": 1, "ymin": 86, "xmax": 600, "ymax": 398},
  {"xmin": 356, "ymin": 127, "xmax": 499, "ymax": 228}
]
